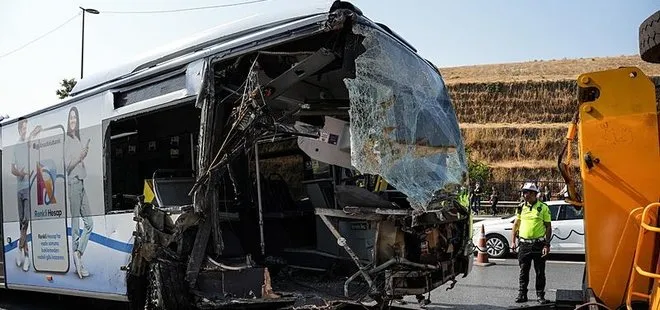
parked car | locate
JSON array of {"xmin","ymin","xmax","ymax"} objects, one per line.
[{"xmin": 472, "ymin": 200, "xmax": 585, "ymax": 258}]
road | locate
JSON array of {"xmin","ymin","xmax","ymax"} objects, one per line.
[
  {"xmin": 0, "ymin": 256, "xmax": 584, "ymax": 310},
  {"xmin": 397, "ymin": 255, "xmax": 585, "ymax": 310}
]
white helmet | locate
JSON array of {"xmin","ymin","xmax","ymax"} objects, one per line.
[{"xmin": 521, "ymin": 182, "xmax": 539, "ymax": 193}]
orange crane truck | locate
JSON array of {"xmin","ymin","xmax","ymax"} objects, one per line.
[{"xmin": 546, "ymin": 9, "xmax": 660, "ymax": 310}]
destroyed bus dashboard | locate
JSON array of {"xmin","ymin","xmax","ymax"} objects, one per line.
[{"xmin": 0, "ymin": 1, "xmax": 472, "ymax": 309}]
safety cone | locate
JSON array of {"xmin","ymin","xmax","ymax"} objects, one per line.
[{"xmin": 474, "ymin": 224, "xmax": 495, "ymax": 267}]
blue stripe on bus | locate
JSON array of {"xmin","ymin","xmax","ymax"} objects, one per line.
[
  {"xmin": 2, "ymin": 234, "xmax": 32, "ymax": 253},
  {"xmin": 3, "ymin": 229, "xmax": 133, "ymax": 254}
]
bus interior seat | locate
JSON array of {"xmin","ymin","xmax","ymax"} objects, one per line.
[
  {"xmin": 334, "ymin": 185, "xmax": 396, "ymax": 209},
  {"xmin": 152, "ymin": 176, "xmax": 196, "ymax": 209},
  {"xmin": 302, "ymin": 179, "xmax": 335, "ymax": 209}
]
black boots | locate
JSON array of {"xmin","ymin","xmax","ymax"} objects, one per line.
[
  {"xmin": 537, "ymin": 292, "xmax": 548, "ymax": 304},
  {"xmin": 515, "ymin": 292, "xmax": 548, "ymax": 304},
  {"xmin": 515, "ymin": 293, "xmax": 528, "ymax": 303}
]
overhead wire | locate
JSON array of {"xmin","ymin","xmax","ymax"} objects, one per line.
[
  {"xmin": 102, "ymin": 0, "xmax": 267, "ymax": 14},
  {"xmin": 1, "ymin": 0, "xmax": 268, "ymax": 60},
  {"xmin": 0, "ymin": 12, "xmax": 81, "ymax": 59}
]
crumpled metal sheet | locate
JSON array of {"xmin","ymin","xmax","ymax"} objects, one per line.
[{"xmin": 343, "ymin": 23, "xmax": 467, "ymax": 211}]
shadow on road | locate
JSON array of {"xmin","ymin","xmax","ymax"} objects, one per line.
[
  {"xmin": 0, "ymin": 289, "xmax": 127, "ymax": 310},
  {"xmin": 502, "ymin": 253, "xmax": 585, "ymax": 262},
  {"xmin": 416, "ymin": 303, "xmax": 509, "ymax": 310}
]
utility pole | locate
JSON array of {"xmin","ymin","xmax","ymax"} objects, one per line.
[{"xmin": 79, "ymin": 7, "xmax": 99, "ymax": 79}]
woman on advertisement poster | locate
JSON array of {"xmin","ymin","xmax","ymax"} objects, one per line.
[
  {"xmin": 11, "ymin": 117, "xmax": 42, "ymax": 272},
  {"xmin": 64, "ymin": 107, "xmax": 93, "ymax": 279}
]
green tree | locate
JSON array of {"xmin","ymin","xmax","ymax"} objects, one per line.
[
  {"xmin": 56, "ymin": 78, "xmax": 77, "ymax": 99},
  {"xmin": 465, "ymin": 147, "xmax": 490, "ymax": 184}
]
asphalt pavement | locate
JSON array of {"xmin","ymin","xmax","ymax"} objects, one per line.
[{"xmin": 397, "ymin": 255, "xmax": 585, "ymax": 310}]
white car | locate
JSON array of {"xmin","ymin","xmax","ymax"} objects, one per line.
[{"xmin": 472, "ymin": 200, "xmax": 585, "ymax": 258}]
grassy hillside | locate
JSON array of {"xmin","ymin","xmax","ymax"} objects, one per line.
[
  {"xmin": 440, "ymin": 55, "xmax": 660, "ymax": 84},
  {"xmin": 449, "ymin": 80, "xmax": 576, "ymax": 123},
  {"xmin": 460, "ymin": 126, "xmax": 567, "ymax": 163},
  {"xmin": 440, "ymin": 55, "xmax": 660, "ymax": 188}
]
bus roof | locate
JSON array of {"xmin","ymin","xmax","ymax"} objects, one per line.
[{"xmin": 72, "ymin": 0, "xmax": 335, "ymax": 96}]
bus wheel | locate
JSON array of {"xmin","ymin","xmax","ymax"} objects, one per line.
[{"xmin": 146, "ymin": 259, "xmax": 190, "ymax": 310}]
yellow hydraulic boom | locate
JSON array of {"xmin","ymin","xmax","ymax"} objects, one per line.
[
  {"xmin": 562, "ymin": 66, "xmax": 660, "ymax": 310},
  {"xmin": 557, "ymin": 10, "xmax": 660, "ymax": 310}
]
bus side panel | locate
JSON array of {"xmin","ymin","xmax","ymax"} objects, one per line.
[
  {"xmin": 104, "ymin": 212, "xmax": 139, "ymax": 294},
  {"xmin": 2, "ymin": 95, "xmax": 130, "ymax": 297}
]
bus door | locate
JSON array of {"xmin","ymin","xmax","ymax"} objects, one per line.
[{"xmin": 28, "ymin": 125, "xmax": 70, "ymax": 273}]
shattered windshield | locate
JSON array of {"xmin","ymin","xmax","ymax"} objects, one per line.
[{"xmin": 344, "ymin": 23, "xmax": 467, "ymax": 211}]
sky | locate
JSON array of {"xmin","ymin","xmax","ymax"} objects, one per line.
[{"xmin": 0, "ymin": 0, "xmax": 658, "ymax": 119}]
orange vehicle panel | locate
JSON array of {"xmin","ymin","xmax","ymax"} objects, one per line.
[{"xmin": 576, "ymin": 67, "xmax": 660, "ymax": 308}]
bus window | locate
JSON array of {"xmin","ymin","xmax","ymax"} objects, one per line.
[{"xmin": 106, "ymin": 102, "xmax": 200, "ymax": 212}]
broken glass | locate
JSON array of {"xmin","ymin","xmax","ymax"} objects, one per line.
[{"xmin": 343, "ymin": 23, "xmax": 467, "ymax": 211}]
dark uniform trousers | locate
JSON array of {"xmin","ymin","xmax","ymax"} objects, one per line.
[{"xmin": 518, "ymin": 241, "xmax": 546, "ymax": 296}]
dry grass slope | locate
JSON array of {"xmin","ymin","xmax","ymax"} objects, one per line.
[
  {"xmin": 460, "ymin": 127, "xmax": 568, "ymax": 163},
  {"xmin": 439, "ymin": 55, "xmax": 660, "ymax": 84},
  {"xmin": 441, "ymin": 55, "xmax": 660, "ymax": 184},
  {"xmin": 449, "ymin": 80, "xmax": 577, "ymax": 123}
]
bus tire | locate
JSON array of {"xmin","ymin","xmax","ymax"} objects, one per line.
[
  {"xmin": 146, "ymin": 260, "xmax": 190, "ymax": 310},
  {"xmin": 640, "ymin": 10, "xmax": 660, "ymax": 63}
]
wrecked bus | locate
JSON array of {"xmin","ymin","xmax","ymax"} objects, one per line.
[{"xmin": 0, "ymin": 1, "xmax": 473, "ymax": 308}]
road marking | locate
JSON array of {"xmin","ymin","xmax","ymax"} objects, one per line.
[{"xmin": 547, "ymin": 260, "xmax": 585, "ymax": 265}]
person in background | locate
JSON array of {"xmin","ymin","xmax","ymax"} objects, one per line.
[
  {"xmin": 558, "ymin": 184, "xmax": 569, "ymax": 200},
  {"xmin": 542, "ymin": 186, "xmax": 551, "ymax": 201},
  {"xmin": 537, "ymin": 185, "xmax": 551, "ymax": 201},
  {"xmin": 470, "ymin": 182, "xmax": 482, "ymax": 214},
  {"xmin": 489, "ymin": 186, "xmax": 499, "ymax": 215}
]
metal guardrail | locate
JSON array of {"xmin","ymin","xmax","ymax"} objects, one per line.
[
  {"xmin": 478, "ymin": 200, "xmax": 521, "ymax": 207},
  {"xmin": 472, "ymin": 200, "xmax": 522, "ymax": 215}
]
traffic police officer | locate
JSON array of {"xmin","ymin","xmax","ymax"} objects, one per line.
[{"xmin": 511, "ymin": 182, "xmax": 552, "ymax": 304}]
